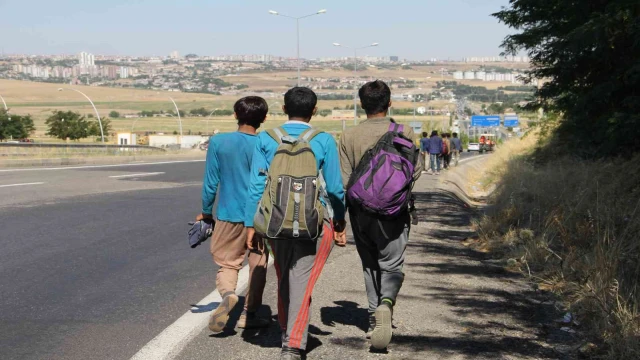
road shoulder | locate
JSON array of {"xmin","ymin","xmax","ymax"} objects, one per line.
[{"xmin": 175, "ymin": 158, "xmax": 573, "ymax": 360}]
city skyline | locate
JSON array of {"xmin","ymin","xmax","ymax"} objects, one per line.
[{"xmin": 0, "ymin": 0, "xmax": 516, "ymax": 59}]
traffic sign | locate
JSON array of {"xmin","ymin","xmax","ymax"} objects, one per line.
[
  {"xmin": 471, "ymin": 115, "xmax": 500, "ymax": 127},
  {"xmin": 504, "ymin": 115, "xmax": 520, "ymax": 127}
]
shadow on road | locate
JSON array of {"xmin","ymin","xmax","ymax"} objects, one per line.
[{"xmin": 324, "ymin": 188, "xmax": 571, "ymax": 359}]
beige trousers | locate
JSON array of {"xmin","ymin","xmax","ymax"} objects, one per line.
[{"xmin": 210, "ymin": 220, "xmax": 268, "ymax": 312}]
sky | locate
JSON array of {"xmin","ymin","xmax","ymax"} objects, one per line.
[{"xmin": 0, "ymin": 0, "xmax": 514, "ymax": 60}]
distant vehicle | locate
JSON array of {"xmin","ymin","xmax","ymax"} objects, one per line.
[
  {"xmin": 199, "ymin": 140, "xmax": 209, "ymax": 151},
  {"xmin": 467, "ymin": 143, "xmax": 480, "ymax": 152},
  {"xmin": 19, "ymin": 139, "xmax": 33, "ymax": 143},
  {"xmin": 6, "ymin": 140, "xmax": 20, "ymax": 144},
  {"xmin": 479, "ymin": 134, "xmax": 497, "ymax": 153}
]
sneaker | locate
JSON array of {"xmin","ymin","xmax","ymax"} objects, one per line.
[
  {"xmin": 435, "ymin": 172, "xmax": 440, "ymax": 175},
  {"xmin": 371, "ymin": 302, "xmax": 393, "ymax": 350},
  {"xmin": 237, "ymin": 312, "xmax": 270, "ymax": 329},
  {"xmin": 280, "ymin": 346, "xmax": 302, "ymax": 360},
  {"xmin": 365, "ymin": 314, "xmax": 376, "ymax": 339},
  {"xmin": 208, "ymin": 293, "xmax": 239, "ymax": 333}
]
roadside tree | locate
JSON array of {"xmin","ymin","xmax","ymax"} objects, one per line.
[
  {"xmin": 0, "ymin": 109, "xmax": 36, "ymax": 141},
  {"xmin": 45, "ymin": 111, "xmax": 91, "ymax": 141},
  {"xmin": 494, "ymin": 0, "xmax": 640, "ymax": 157}
]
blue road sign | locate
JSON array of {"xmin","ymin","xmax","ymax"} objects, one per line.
[
  {"xmin": 471, "ymin": 115, "xmax": 500, "ymax": 127},
  {"xmin": 504, "ymin": 115, "xmax": 520, "ymax": 127}
]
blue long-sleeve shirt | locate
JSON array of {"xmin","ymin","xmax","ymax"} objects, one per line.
[
  {"xmin": 420, "ymin": 137, "xmax": 429, "ymax": 152},
  {"xmin": 202, "ymin": 132, "xmax": 258, "ymax": 222},
  {"xmin": 428, "ymin": 135, "xmax": 443, "ymax": 154},
  {"xmin": 244, "ymin": 121, "xmax": 346, "ymax": 227}
]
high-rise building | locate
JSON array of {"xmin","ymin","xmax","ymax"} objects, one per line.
[
  {"xmin": 78, "ymin": 52, "xmax": 96, "ymax": 67},
  {"xmin": 120, "ymin": 66, "xmax": 129, "ymax": 79},
  {"xmin": 390, "ymin": 56, "xmax": 399, "ymax": 62},
  {"xmin": 170, "ymin": 51, "xmax": 180, "ymax": 59},
  {"xmin": 107, "ymin": 66, "xmax": 118, "ymax": 80}
]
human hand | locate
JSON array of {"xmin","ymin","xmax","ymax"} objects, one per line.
[
  {"xmin": 333, "ymin": 220, "xmax": 347, "ymax": 247},
  {"xmin": 246, "ymin": 227, "xmax": 256, "ymax": 250},
  {"xmin": 196, "ymin": 213, "xmax": 213, "ymax": 221}
]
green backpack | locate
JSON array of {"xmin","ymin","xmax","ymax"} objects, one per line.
[{"xmin": 253, "ymin": 127, "xmax": 324, "ymax": 240}]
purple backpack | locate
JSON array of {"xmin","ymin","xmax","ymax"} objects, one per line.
[{"xmin": 346, "ymin": 123, "xmax": 419, "ymax": 217}]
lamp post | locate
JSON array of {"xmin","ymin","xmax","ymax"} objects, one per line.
[
  {"xmin": 206, "ymin": 108, "xmax": 223, "ymax": 135},
  {"xmin": 269, "ymin": 101, "xmax": 281, "ymax": 120},
  {"xmin": 0, "ymin": 94, "xmax": 11, "ymax": 123},
  {"xmin": 0, "ymin": 94, "xmax": 7, "ymax": 111},
  {"xmin": 269, "ymin": 9, "xmax": 327, "ymax": 86},
  {"xmin": 412, "ymin": 88, "xmax": 423, "ymax": 121},
  {"xmin": 168, "ymin": 97, "xmax": 184, "ymax": 147},
  {"xmin": 333, "ymin": 42, "xmax": 379, "ymax": 129},
  {"xmin": 58, "ymin": 88, "xmax": 104, "ymax": 143}
]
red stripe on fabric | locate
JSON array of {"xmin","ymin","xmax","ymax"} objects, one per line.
[
  {"xmin": 269, "ymin": 240, "xmax": 287, "ymax": 331},
  {"xmin": 288, "ymin": 224, "xmax": 334, "ymax": 348}
]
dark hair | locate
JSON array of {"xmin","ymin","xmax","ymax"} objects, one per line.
[
  {"xmin": 358, "ymin": 80, "xmax": 391, "ymax": 115},
  {"xmin": 284, "ymin": 87, "xmax": 317, "ymax": 120},
  {"xmin": 422, "ymin": 132, "xmax": 428, "ymax": 138},
  {"xmin": 453, "ymin": 132, "xmax": 458, "ymax": 138},
  {"xmin": 444, "ymin": 133, "xmax": 450, "ymax": 138},
  {"xmin": 430, "ymin": 130, "xmax": 439, "ymax": 137},
  {"xmin": 234, "ymin": 96, "xmax": 268, "ymax": 129}
]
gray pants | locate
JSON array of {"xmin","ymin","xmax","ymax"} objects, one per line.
[
  {"xmin": 349, "ymin": 208, "xmax": 409, "ymax": 313},
  {"xmin": 267, "ymin": 220, "xmax": 334, "ymax": 350}
]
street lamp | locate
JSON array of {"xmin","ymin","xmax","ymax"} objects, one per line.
[
  {"xmin": 268, "ymin": 101, "xmax": 282, "ymax": 120},
  {"xmin": 269, "ymin": 9, "xmax": 327, "ymax": 86},
  {"xmin": 206, "ymin": 108, "xmax": 224, "ymax": 135},
  {"xmin": 0, "ymin": 94, "xmax": 11, "ymax": 122},
  {"xmin": 58, "ymin": 88, "xmax": 104, "ymax": 143},
  {"xmin": 333, "ymin": 42, "xmax": 379, "ymax": 129},
  {"xmin": 412, "ymin": 89, "xmax": 423, "ymax": 121},
  {"xmin": 168, "ymin": 97, "xmax": 184, "ymax": 147},
  {"xmin": 0, "ymin": 94, "xmax": 7, "ymax": 111}
]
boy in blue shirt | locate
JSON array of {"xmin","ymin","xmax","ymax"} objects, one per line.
[
  {"xmin": 244, "ymin": 87, "xmax": 347, "ymax": 360},
  {"xmin": 197, "ymin": 96, "xmax": 270, "ymax": 333}
]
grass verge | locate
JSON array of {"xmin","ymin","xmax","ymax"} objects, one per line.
[{"xmin": 474, "ymin": 132, "xmax": 640, "ymax": 359}]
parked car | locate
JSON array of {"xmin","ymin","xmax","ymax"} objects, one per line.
[{"xmin": 467, "ymin": 143, "xmax": 480, "ymax": 152}]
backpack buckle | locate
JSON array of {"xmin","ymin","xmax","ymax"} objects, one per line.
[{"xmin": 281, "ymin": 136, "xmax": 299, "ymax": 144}]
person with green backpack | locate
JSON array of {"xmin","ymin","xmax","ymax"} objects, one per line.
[{"xmin": 244, "ymin": 87, "xmax": 347, "ymax": 360}]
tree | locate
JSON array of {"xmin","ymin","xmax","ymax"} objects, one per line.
[
  {"xmin": 89, "ymin": 118, "xmax": 112, "ymax": 137},
  {"xmin": 45, "ymin": 111, "xmax": 91, "ymax": 141},
  {"xmin": 0, "ymin": 110, "xmax": 35, "ymax": 141},
  {"xmin": 493, "ymin": 1, "xmax": 640, "ymax": 157},
  {"xmin": 109, "ymin": 111, "xmax": 121, "ymax": 118}
]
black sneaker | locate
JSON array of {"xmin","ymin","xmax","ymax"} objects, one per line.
[
  {"xmin": 280, "ymin": 346, "xmax": 302, "ymax": 360},
  {"xmin": 365, "ymin": 314, "xmax": 376, "ymax": 339}
]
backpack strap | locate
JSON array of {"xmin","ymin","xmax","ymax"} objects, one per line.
[
  {"xmin": 388, "ymin": 123, "xmax": 404, "ymax": 133},
  {"xmin": 298, "ymin": 128, "xmax": 324, "ymax": 143},
  {"xmin": 266, "ymin": 127, "xmax": 292, "ymax": 145}
]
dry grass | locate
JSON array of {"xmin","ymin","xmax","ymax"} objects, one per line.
[{"xmin": 474, "ymin": 132, "xmax": 640, "ymax": 358}]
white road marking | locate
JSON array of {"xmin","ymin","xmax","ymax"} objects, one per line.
[
  {"xmin": 130, "ymin": 257, "xmax": 274, "ymax": 360},
  {"xmin": 0, "ymin": 182, "xmax": 45, "ymax": 188},
  {"xmin": 109, "ymin": 172, "xmax": 165, "ymax": 179},
  {"xmin": 0, "ymin": 159, "xmax": 205, "ymax": 173}
]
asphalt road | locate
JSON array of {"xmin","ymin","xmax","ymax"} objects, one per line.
[
  {"xmin": 0, "ymin": 161, "xmax": 220, "ymax": 360},
  {"xmin": 0, "ymin": 151, "xmax": 482, "ymax": 360}
]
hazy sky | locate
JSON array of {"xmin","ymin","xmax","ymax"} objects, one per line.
[{"xmin": 0, "ymin": 0, "xmax": 514, "ymax": 59}]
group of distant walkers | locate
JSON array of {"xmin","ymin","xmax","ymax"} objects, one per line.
[
  {"xmin": 194, "ymin": 80, "xmax": 422, "ymax": 359},
  {"xmin": 420, "ymin": 130, "xmax": 462, "ymax": 175}
]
